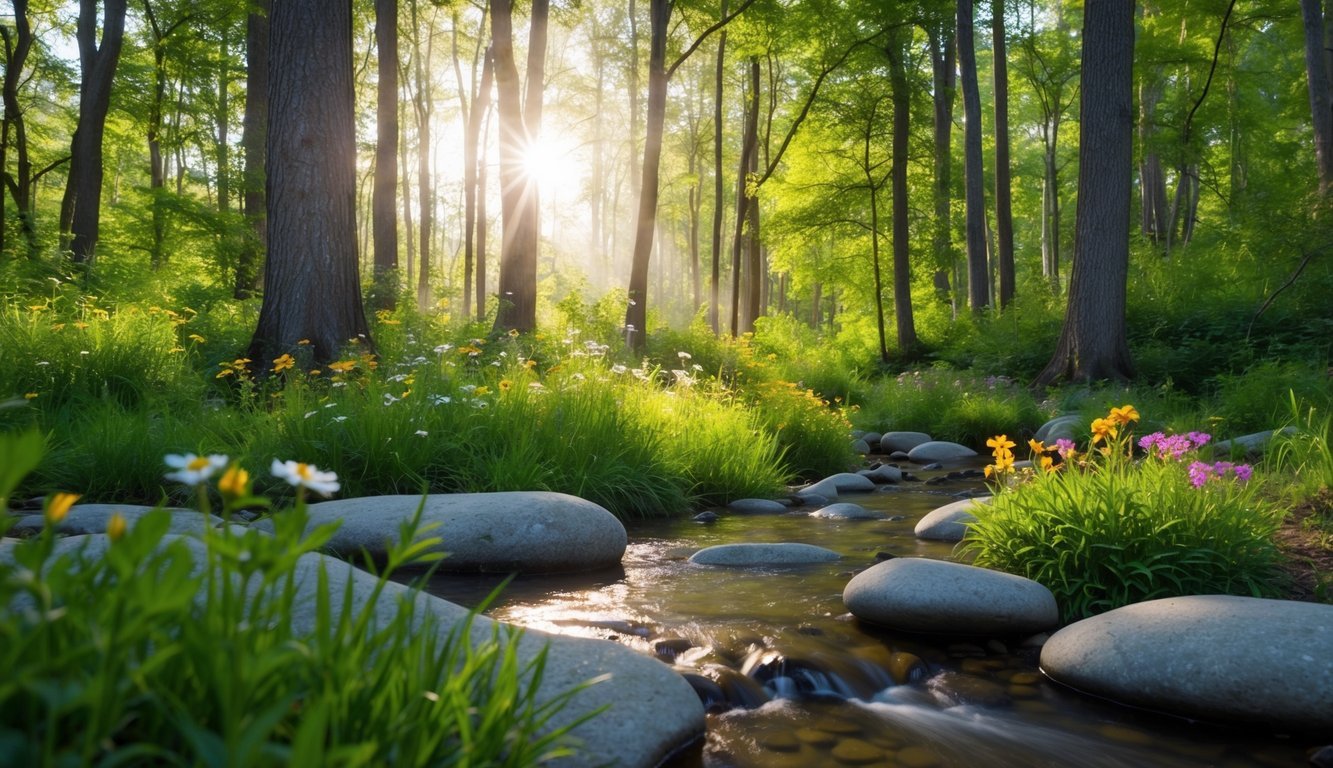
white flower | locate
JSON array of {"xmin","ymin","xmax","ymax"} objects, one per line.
[
  {"xmin": 271, "ymin": 459, "xmax": 340, "ymax": 496},
  {"xmin": 434, "ymin": 343, "xmax": 453, "ymax": 354},
  {"xmin": 677, "ymin": 351, "xmax": 691, "ymax": 360},
  {"xmin": 382, "ymin": 393, "xmax": 399, "ymax": 406},
  {"xmin": 331, "ymin": 416, "xmax": 348, "ymax": 423},
  {"xmin": 691, "ymin": 363, "xmax": 703, "ymax": 372},
  {"xmin": 611, "ymin": 364, "xmax": 627, "ymax": 375},
  {"xmin": 429, "ymin": 394, "xmax": 453, "ymax": 405},
  {"xmin": 415, "ymin": 430, "xmax": 429, "ymax": 437},
  {"xmin": 164, "ymin": 453, "xmax": 228, "ymax": 484},
  {"xmin": 304, "ymin": 411, "xmax": 317, "ymax": 419}
]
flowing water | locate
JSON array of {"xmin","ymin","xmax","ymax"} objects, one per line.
[{"xmin": 419, "ymin": 473, "xmax": 1317, "ymax": 767}]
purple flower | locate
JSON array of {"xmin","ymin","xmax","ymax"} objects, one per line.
[
  {"xmin": 1187, "ymin": 461, "xmax": 1212, "ymax": 488},
  {"xmin": 1139, "ymin": 432, "xmax": 1164, "ymax": 451},
  {"xmin": 1233, "ymin": 464, "xmax": 1253, "ymax": 482},
  {"xmin": 1187, "ymin": 431, "xmax": 1212, "ymax": 447},
  {"xmin": 1054, "ymin": 438, "xmax": 1077, "ymax": 459}
]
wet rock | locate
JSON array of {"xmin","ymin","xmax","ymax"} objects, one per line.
[
  {"xmin": 907, "ymin": 441, "xmax": 979, "ymax": 463},
  {"xmin": 680, "ymin": 672, "xmax": 728, "ymax": 712},
  {"xmin": 923, "ymin": 476, "xmax": 950, "ymax": 486},
  {"xmin": 1209, "ymin": 427, "xmax": 1297, "ymax": 458},
  {"xmin": 266, "ymin": 492, "xmax": 626, "ymax": 574},
  {"xmin": 851, "ymin": 439, "xmax": 871, "ymax": 455},
  {"xmin": 689, "ymin": 543, "xmax": 841, "ymax": 566},
  {"xmin": 880, "ymin": 431, "xmax": 933, "ymax": 454},
  {"xmin": 1033, "ymin": 414, "xmax": 1084, "ymax": 444},
  {"xmin": 919, "ymin": 462, "xmax": 944, "ymax": 471},
  {"xmin": 1309, "ymin": 745, "xmax": 1333, "ymax": 768},
  {"xmin": 692, "ymin": 511, "xmax": 719, "ymax": 523},
  {"xmin": 888, "ymin": 652, "xmax": 928, "ymax": 684},
  {"xmin": 654, "ymin": 638, "xmax": 694, "ymax": 661},
  {"xmin": 843, "ymin": 557, "xmax": 1059, "ymax": 636},
  {"xmin": 928, "ymin": 671, "xmax": 1010, "ymax": 707},
  {"xmin": 831, "ymin": 738, "xmax": 884, "ymax": 765},
  {"xmin": 889, "ymin": 450, "xmax": 912, "ymax": 461},
  {"xmin": 858, "ymin": 464, "xmax": 903, "ymax": 484},
  {"xmin": 12, "ymin": 504, "xmax": 222, "ymax": 538},
  {"xmin": 861, "ymin": 432, "xmax": 883, "ymax": 450},
  {"xmin": 809, "ymin": 503, "xmax": 885, "ymax": 520},
  {"xmin": 1041, "ymin": 595, "xmax": 1333, "ymax": 732},
  {"xmin": 897, "ymin": 745, "xmax": 943, "ymax": 767},
  {"xmin": 817, "ymin": 473, "xmax": 877, "ymax": 494},
  {"xmin": 794, "ymin": 492, "xmax": 832, "ymax": 507},
  {"xmin": 795, "ymin": 727, "xmax": 837, "ymax": 747},
  {"xmin": 726, "ymin": 498, "xmax": 788, "ymax": 515},
  {"xmin": 913, "ymin": 496, "xmax": 990, "ymax": 542},
  {"xmin": 873, "ymin": 552, "xmax": 896, "ymax": 562}
]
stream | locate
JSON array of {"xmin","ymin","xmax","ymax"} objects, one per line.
[{"xmin": 419, "ymin": 471, "xmax": 1315, "ymax": 767}]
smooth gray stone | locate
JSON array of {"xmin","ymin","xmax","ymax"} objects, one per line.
[
  {"xmin": 843, "ymin": 557, "xmax": 1059, "ymax": 636},
  {"xmin": 809, "ymin": 503, "xmax": 886, "ymax": 520},
  {"xmin": 811, "ymin": 472, "xmax": 876, "ymax": 494},
  {"xmin": 1041, "ymin": 595, "xmax": 1333, "ymax": 733},
  {"xmin": 2, "ymin": 533, "xmax": 702, "ymax": 767},
  {"xmin": 859, "ymin": 465, "xmax": 904, "ymax": 484},
  {"xmin": 906, "ymin": 441, "xmax": 979, "ymax": 463},
  {"xmin": 726, "ymin": 498, "xmax": 789, "ymax": 515},
  {"xmin": 880, "ymin": 431, "xmax": 933, "ymax": 454},
  {"xmin": 861, "ymin": 432, "xmax": 883, "ymax": 450},
  {"xmin": 689, "ymin": 543, "xmax": 841, "ymax": 566},
  {"xmin": 793, "ymin": 492, "xmax": 832, "ymax": 507},
  {"xmin": 852, "ymin": 438, "xmax": 871, "ymax": 455},
  {"xmin": 914, "ymin": 496, "xmax": 990, "ymax": 542},
  {"xmin": 264, "ymin": 492, "xmax": 627, "ymax": 574},
  {"xmin": 13, "ymin": 504, "xmax": 222, "ymax": 538},
  {"xmin": 1209, "ymin": 427, "xmax": 1297, "ymax": 457},
  {"xmin": 1033, "ymin": 414, "xmax": 1084, "ymax": 444}
]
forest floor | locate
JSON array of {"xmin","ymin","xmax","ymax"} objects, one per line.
[{"xmin": 1276, "ymin": 488, "xmax": 1333, "ymax": 601}]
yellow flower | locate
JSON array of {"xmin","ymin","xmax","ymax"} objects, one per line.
[
  {"xmin": 106, "ymin": 512, "xmax": 127, "ymax": 542},
  {"xmin": 987, "ymin": 435, "xmax": 1016, "ymax": 452},
  {"xmin": 188, "ymin": 334, "xmax": 206, "ymax": 343},
  {"xmin": 45, "ymin": 492, "xmax": 80, "ymax": 524},
  {"xmin": 73, "ymin": 321, "xmax": 89, "ymax": 330},
  {"xmin": 272, "ymin": 353, "xmax": 295, "ymax": 374},
  {"xmin": 358, "ymin": 353, "xmax": 378, "ymax": 370},
  {"xmin": 499, "ymin": 379, "xmax": 513, "ymax": 392},
  {"xmin": 1110, "ymin": 404, "xmax": 1140, "ymax": 426},
  {"xmin": 507, "ymin": 328, "xmax": 520, "ymax": 338},
  {"xmin": 1090, "ymin": 418, "xmax": 1117, "ymax": 445},
  {"xmin": 298, "ymin": 338, "xmax": 311, "ymax": 346},
  {"xmin": 50, "ymin": 323, "xmax": 65, "ymax": 332},
  {"xmin": 218, "ymin": 464, "xmax": 250, "ymax": 500},
  {"xmin": 328, "ymin": 359, "xmax": 357, "ymax": 373},
  {"xmin": 474, "ymin": 386, "xmax": 491, "ymax": 396},
  {"xmin": 309, "ymin": 369, "xmax": 322, "ymax": 376},
  {"xmin": 24, "ymin": 392, "xmax": 38, "ymax": 400},
  {"xmin": 1040, "ymin": 455, "xmax": 1055, "ymax": 472},
  {"xmin": 1028, "ymin": 439, "xmax": 1047, "ymax": 455},
  {"xmin": 984, "ymin": 464, "xmax": 995, "ymax": 478}
]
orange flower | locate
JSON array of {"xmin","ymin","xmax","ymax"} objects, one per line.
[
  {"xmin": 45, "ymin": 492, "xmax": 80, "ymax": 524},
  {"xmin": 1028, "ymin": 439, "xmax": 1047, "ymax": 455},
  {"xmin": 1109, "ymin": 404, "xmax": 1140, "ymax": 427},
  {"xmin": 1090, "ymin": 418, "xmax": 1117, "ymax": 445},
  {"xmin": 986, "ymin": 435, "xmax": 1016, "ymax": 453},
  {"xmin": 272, "ymin": 353, "xmax": 295, "ymax": 374}
]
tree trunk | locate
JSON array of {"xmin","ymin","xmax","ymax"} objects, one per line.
[
  {"xmin": 992, "ymin": 0, "xmax": 1014, "ymax": 308},
  {"xmin": 372, "ymin": 0, "xmax": 399, "ymax": 310},
  {"xmin": 2, "ymin": 0, "xmax": 41, "ymax": 259},
  {"xmin": 63, "ymin": 0, "xmax": 128, "ymax": 264},
  {"xmin": 1138, "ymin": 74, "xmax": 1169, "ymax": 242},
  {"xmin": 957, "ymin": 0, "xmax": 988, "ymax": 312},
  {"xmin": 1036, "ymin": 0, "xmax": 1135, "ymax": 387},
  {"xmin": 1302, "ymin": 0, "xmax": 1333, "ymax": 195},
  {"xmin": 477, "ymin": 105, "xmax": 491, "ymax": 320},
  {"xmin": 709, "ymin": 0, "xmax": 727, "ymax": 333},
  {"xmin": 236, "ymin": 0, "xmax": 268, "ymax": 298},
  {"xmin": 624, "ymin": 0, "xmax": 670, "ymax": 349},
  {"xmin": 729, "ymin": 57, "xmax": 759, "ymax": 336},
  {"xmin": 460, "ymin": 7, "xmax": 491, "ymax": 319},
  {"xmin": 410, "ymin": 0, "xmax": 434, "ymax": 315},
  {"xmin": 887, "ymin": 31, "xmax": 917, "ymax": 357},
  {"xmin": 688, "ymin": 149, "xmax": 702, "ymax": 313},
  {"xmin": 248, "ymin": 0, "xmax": 371, "ymax": 366},
  {"xmin": 928, "ymin": 21, "xmax": 956, "ymax": 311},
  {"xmin": 744, "ymin": 120, "xmax": 761, "ymax": 333}
]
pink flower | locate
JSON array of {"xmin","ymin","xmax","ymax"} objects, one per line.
[{"xmin": 1188, "ymin": 461, "xmax": 1213, "ymax": 488}]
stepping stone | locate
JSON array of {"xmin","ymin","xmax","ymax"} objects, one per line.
[
  {"xmin": 690, "ymin": 543, "xmax": 841, "ymax": 566},
  {"xmin": 914, "ymin": 496, "xmax": 990, "ymax": 542},
  {"xmin": 906, "ymin": 441, "xmax": 978, "ymax": 463}
]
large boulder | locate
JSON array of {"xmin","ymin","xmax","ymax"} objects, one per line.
[
  {"xmin": 809, "ymin": 503, "xmax": 885, "ymax": 520},
  {"xmin": 11, "ymin": 504, "xmax": 223, "ymax": 538},
  {"xmin": 843, "ymin": 557, "xmax": 1058, "ymax": 636},
  {"xmin": 1033, "ymin": 414, "xmax": 1084, "ymax": 444},
  {"xmin": 271, "ymin": 493, "xmax": 627, "ymax": 573},
  {"xmin": 914, "ymin": 496, "xmax": 990, "ymax": 542},
  {"xmin": 1, "ymin": 533, "xmax": 703, "ymax": 767},
  {"xmin": 1040, "ymin": 595, "xmax": 1333, "ymax": 733},
  {"xmin": 879, "ymin": 431, "xmax": 933, "ymax": 454},
  {"xmin": 801, "ymin": 473, "xmax": 876, "ymax": 498},
  {"xmin": 906, "ymin": 441, "xmax": 978, "ymax": 463},
  {"xmin": 690, "ymin": 543, "xmax": 841, "ymax": 566}
]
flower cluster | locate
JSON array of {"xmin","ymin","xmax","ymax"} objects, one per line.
[
  {"xmin": 1139, "ymin": 431, "xmax": 1211, "ymax": 461},
  {"xmin": 984, "ymin": 434, "xmax": 1017, "ymax": 479},
  {"xmin": 1187, "ymin": 460, "xmax": 1254, "ymax": 488}
]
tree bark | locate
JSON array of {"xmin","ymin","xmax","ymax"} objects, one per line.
[
  {"xmin": 887, "ymin": 31, "xmax": 917, "ymax": 357},
  {"xmin": 957, "ymin": 0, "xmax": 988, "ymax": 312},
  {"xmin": 928, "ymin": 19, "xmax": 956, "ymax": 311},
  {"xmin": 729, "ymin": 57, "xmax": 759, "ymax": 336},
  {"xmin": 236, "ymin": 0, "xmax": 268, "ymax": 298},
  {"xmin": 710, "ymin": 0, "xmax": 727, "ymax": 333},
  {"xmin": 1303, "ymin": 0, "xmax": 1333, "ymax": 195},
  {"xmin": 247, "ymin": 0, "xmax": 370, "ymax": 366},
  {"xmin": 63, "ymin": 0, "xmax": 128, "ymax": 264},
  {"xmin": 624, "ymin": 0, "xmax": 670, "ymax": 348},
  {"xmin": 1, "ymin": 0, "xmax": 40, "ymax": 259},
  {"xmin": 409, "ymin": 0, "xmax": 435, "ymax": 314},
  {"xmin": 372, "ymin": 0, "xmax": 399, "ymax": 310},
  {"xmin": 1036, "ymin": 0, "xmax": 1135, "ymax": 387},
  {"xmin": 992, "ymin": 0, "xmax": 1014, "ymax": 308}
]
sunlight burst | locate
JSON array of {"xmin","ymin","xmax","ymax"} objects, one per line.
[{"xmin": 521, "ymin": 134, "xmax": 581, "ymax": 195}]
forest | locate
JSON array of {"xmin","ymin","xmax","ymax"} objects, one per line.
[{"xmin": 2, "ymin": 0, "xmax": 1333, "ymax": 764}]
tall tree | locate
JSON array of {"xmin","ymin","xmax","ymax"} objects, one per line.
[
  {"xmin": 885, "ymin": 27, "xmax": 916, "ymax": 356},
  {"xmin": 408, "ymin": 0, "xmax": 437, "ymax": 315},
  {"xmin": 1, "ymin": 0, "xmax": 50, "ymax": 259},
  {"xmin": 927, "ymin": 14, "xmax": 957, "ymax": 310},
  {"xmin": 1035, "ymin": 0, "xmax": 1135, "ymax": 386},
  {"xmin": 372, "ymin": 0, "xmax": 399, "ymax": 310},
  {"xmin": 60, "ymin": 0, "xmax": 129, "ymax": 264},
  {"xmin": 957, "ymin": 0, "xmax": 989, "ymax": 312},
  {"xmin": 992, "ymin": 0, "xmax": 1014, "ymax": 307},
  {"xmin": 236, "ymin": 0, "xmax": 268, "ymax": 299},
  {"xmin": 247, "ymin": 0, "xmax": 370, "ymax": 365},
  {"xmin": 1302, "ymin": 0, "xmax": 1333, "ymax": 195},
  {"xmin": 709, "ymin": 0, "xmax": 728, "ymax": 333}
]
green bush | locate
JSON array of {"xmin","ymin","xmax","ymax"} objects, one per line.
[
  {"xmin": 961, "ymin": 410, "xmax": 1284, "ymax": 622},
  {"xmin": 0, "ymin": 436, "xmax": 591, "ymax": 766},
  {"xmin": 855, "ymin": 367, "xmax": 1046, "ymax": 447}
]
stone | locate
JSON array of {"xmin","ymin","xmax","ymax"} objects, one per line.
[
  {"xmin": 12, "ymin": 504, "xmax": 224, "ymax": 538},
  {"xmin": 1310, "ymin": 745, "xmax": 1333, "ymax": 768},
  {"xmin": 831, "ymin": 738, "xmax": 883, "ymax": 765},
  {"xmin": 851, "ymin": 439, "xmax": 871, "ymax": 455},
  {"xmin": 267, "ymin": 492, "xmax": 626, "ymax": 574},
  {"xmin": 906, "ymin": 441, "xmax": 979, "ymax": 463},
  {"xmin": 1209, "ymin": 427, "xmax": 1297, "ymax": 458},
  {"xmin": 880, "ymin": 431, "xmax": 933, "ymax": 454},
  {"xmin": 692, "ymin": 511, "xmax": 719, "ymax": 524},
  {"xmin": 794, "ymin": 492, "xmax": 833, "ymax": 507},
  {"xmin": 843, "ymin": 557, "xmax": 1059, "ymax": 636},
  {"xmin": 913, "ymin": 497, "xmax": 990, "ymax": 542},
  {"xmin": 821, "ymin": 473, "xmax": 877, "ymax": 493},
  {"xmin": 1040, "ymin": 595, "xmax": 1333, "ymax": 732},
  {"xmin": 1033, "ymin": 414, "xmax": 1084, "ymax": 444},
  {"xmin": 858, "ymin": 465, "xmax": 903, "ymax": 484},
  {"xmin": 799, "ymin": 477, "xmax": 841, "ymax": 499},
  {"xmin": 809, "ymin": 503, "xmax": 885, "ymax": 520},
  {"xmin": 860, "ymin": 432, "xmax": 883, "ymax": 450},
  {"xmin": 727, "ymin": 498, "xmax": 788, "ymax": 515},
  {"xmin": 689, "ymin": 543, "xmax": 841, "ymax": 566},
  {"xmin": 3, "ymin": 533, "xmax": 704, "ymax": 767}
]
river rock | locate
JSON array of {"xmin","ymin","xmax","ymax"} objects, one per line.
[
  {"xmin": 1040, "ymin": 595, "xmax": 1333, "ymax": 733},
  {"xmin": 1209, "ymin": 427, "xmax": 1297, "ymax": 458},
  {"xmin": 12, "ymin": 504, "xmax": 225, "ymax": 538},
  {"xmin": 4, "ymin": 533, "xmax": 702, "ymax": 767},
  {"xmin": 727, "ymin": 498, "xmax": 789, "ymax": 515},
  {"xmin": 843, "ymin": 557, "xmax": 1059, "ymax": 636},
  {"xmin": 809, "ymin": 473, "xmax": 876, "ymax": 494},
  {"xmin": 906, "ymin": 441, "xmax": 979, "ymax": 463},
  {"xmin": 689, "ymin": 543, "xmax": 841, "ymax": 566},
  {"xmin": 1033, "ymin": 414, "xmax": 1084, "ymax": 444},
  {"xmin": 809, "ymin": 503, "xmax": 885, "ymax": 520},
  {"xmin": 859, "ymin": 464, "xmax": 903, "ymax": 484},
  {"xmin": 266, "ymin": 492, "xmax": 626, "ymax": 573},
  {"xmin": 879, "ymin": 431, "xmax": 932, "ymax": 454},
  {"xmin": 860, "ymin": 432, "xmax": 883, "ymax": 450},
  {"xmin": 914, "ymin": 497, "xmax": 990, "ymax": 542},
  {"xmin": 851, "ymin": 438, "xmax": 872, "ymax": 455}
]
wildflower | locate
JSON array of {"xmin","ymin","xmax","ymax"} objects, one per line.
[
  {"xmin": 677, "ymin": 351, "xmax": 692, "ymax": 360},
  {"xmin": 986, "ymin": 435, "xmax": 1017, "ymax": 454},
  {"xmin": 271, "ymin": 459, "xmax": 340, "ymax": 496},
  {"xmin": 1090, "ymin": 418, "xmax": 1118, "ymax": 445},
  {"xmin": 499, "ymin": 379, "xmax": 513, "ymax": 392},
  {"xmin": 1040, "ymin": 455, "xmax": 1055, "ymax": 472},
  {"xmin": 298, "ymin": 338, "xmax": 311, "ymax": 345},
  {"xmin": 1054, "ymin": 438, "xmax": 1077, "ymax": 460},
  {"xmin": 1028, "ymin": 439, "xmax": 1047, "ymax": 455},
  {"xmin": 1187, "ymin": 461, "xmax": 1212, "ymax": 488},
  {"xmin": 473, "ymin": 386, "xmax": 491, "ymax": 396},
  {"xmin": 1187, "ymin": 431, "xmax": 1211, "ymax": 447},
  {"xmin": 428, "ymin": 394, "xmax": 452, "ymax": 405},
  {"xmin": 328, "ymin": 359, "xmax": 357, "ymax": 373},
  {"xmin": 45, "ymin": 492, "xmax": 80, "ymax": 525},
  {"xmin": 164, "ymin": 453, "xmax": 228, "ymax": 484},
  {"xmin": 415, "ymin": 430, "xmax": 429, "ymax": 437},
  {"xmin": 24, "ymin": 392, "xmax": 38, "ymax": 400},
  {"xmin": 434, "ymin": 343, "xmax": 454, "ymax": 354},
  {"xmin": 1109, "ymin": 405, "xmax": 1140, "ymax": 426},
  {"xmin": 272, "ymin": 354, "xmax": 296, "ymax": 374},
  {"xmin": 383, "ymin": 393, "xmax": 400, "ymax": 406},
  {"xmin": 218, "ymin": 464, "xmax": 250, "ymax": 500},
  {"xmin": 106, "ymin": 512, "xmax": 127, "ymax": 541},
  {"xmin": 188, "ymin": 334, "xmax": 206, "ymax": 343},
  {"xmin": 508, "ymin": 328, "xmax": 520, "ymax": 338}
]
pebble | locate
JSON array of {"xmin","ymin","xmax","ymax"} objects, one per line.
[
  {"xmin": 897, "ymin": 746, "xmax": 942, "ymax": 768},
  {"xmin": 759, "ymin": 731, "xmax": 800, "ymax": 752},
  {"xmin": 795, "ymin": 728, "xmax": 837, "ymax": 747},
  {"xmin": 831, "ymin": 738, "xmax": 884, "ymax": 765},
  {"xmin": 692, "ymin": 511, "xmax": 719, "ymax": 523}
]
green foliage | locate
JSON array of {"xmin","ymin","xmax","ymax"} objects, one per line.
[
  {"xmin": 854, "ymin": 367, "xmax": 1046, "ymax": 447},
  {"xmin": 1270, "ymin": 393, "xmax": 1333, "ymax": 499},
  {"xmin": 0, "ymin": 434, "xmax": 591, "ymax": 767},
  {"xmin": 962, "ymin": 413, "xmax": 1284, "ymax": 622}
]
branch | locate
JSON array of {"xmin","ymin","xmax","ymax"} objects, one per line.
[
  {"xmin": 1248, "ymin": 246, "xmax": 1322, "ymax": 340},
  {"xmin": 1182, "ymin": 0, "xmax": 1237, "ymax": 147},
  {"xmin": 667, "ymin": 0, "xmax": 760, "ymax": 79}
]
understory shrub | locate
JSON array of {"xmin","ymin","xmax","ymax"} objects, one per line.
[
  {"xmin": 855, "ymin": 368, "xmax": 1046, "ymax": 447},
  {"xmin": 961, "ymin": 407, "xmax": 1284, "ymax": 622}
]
